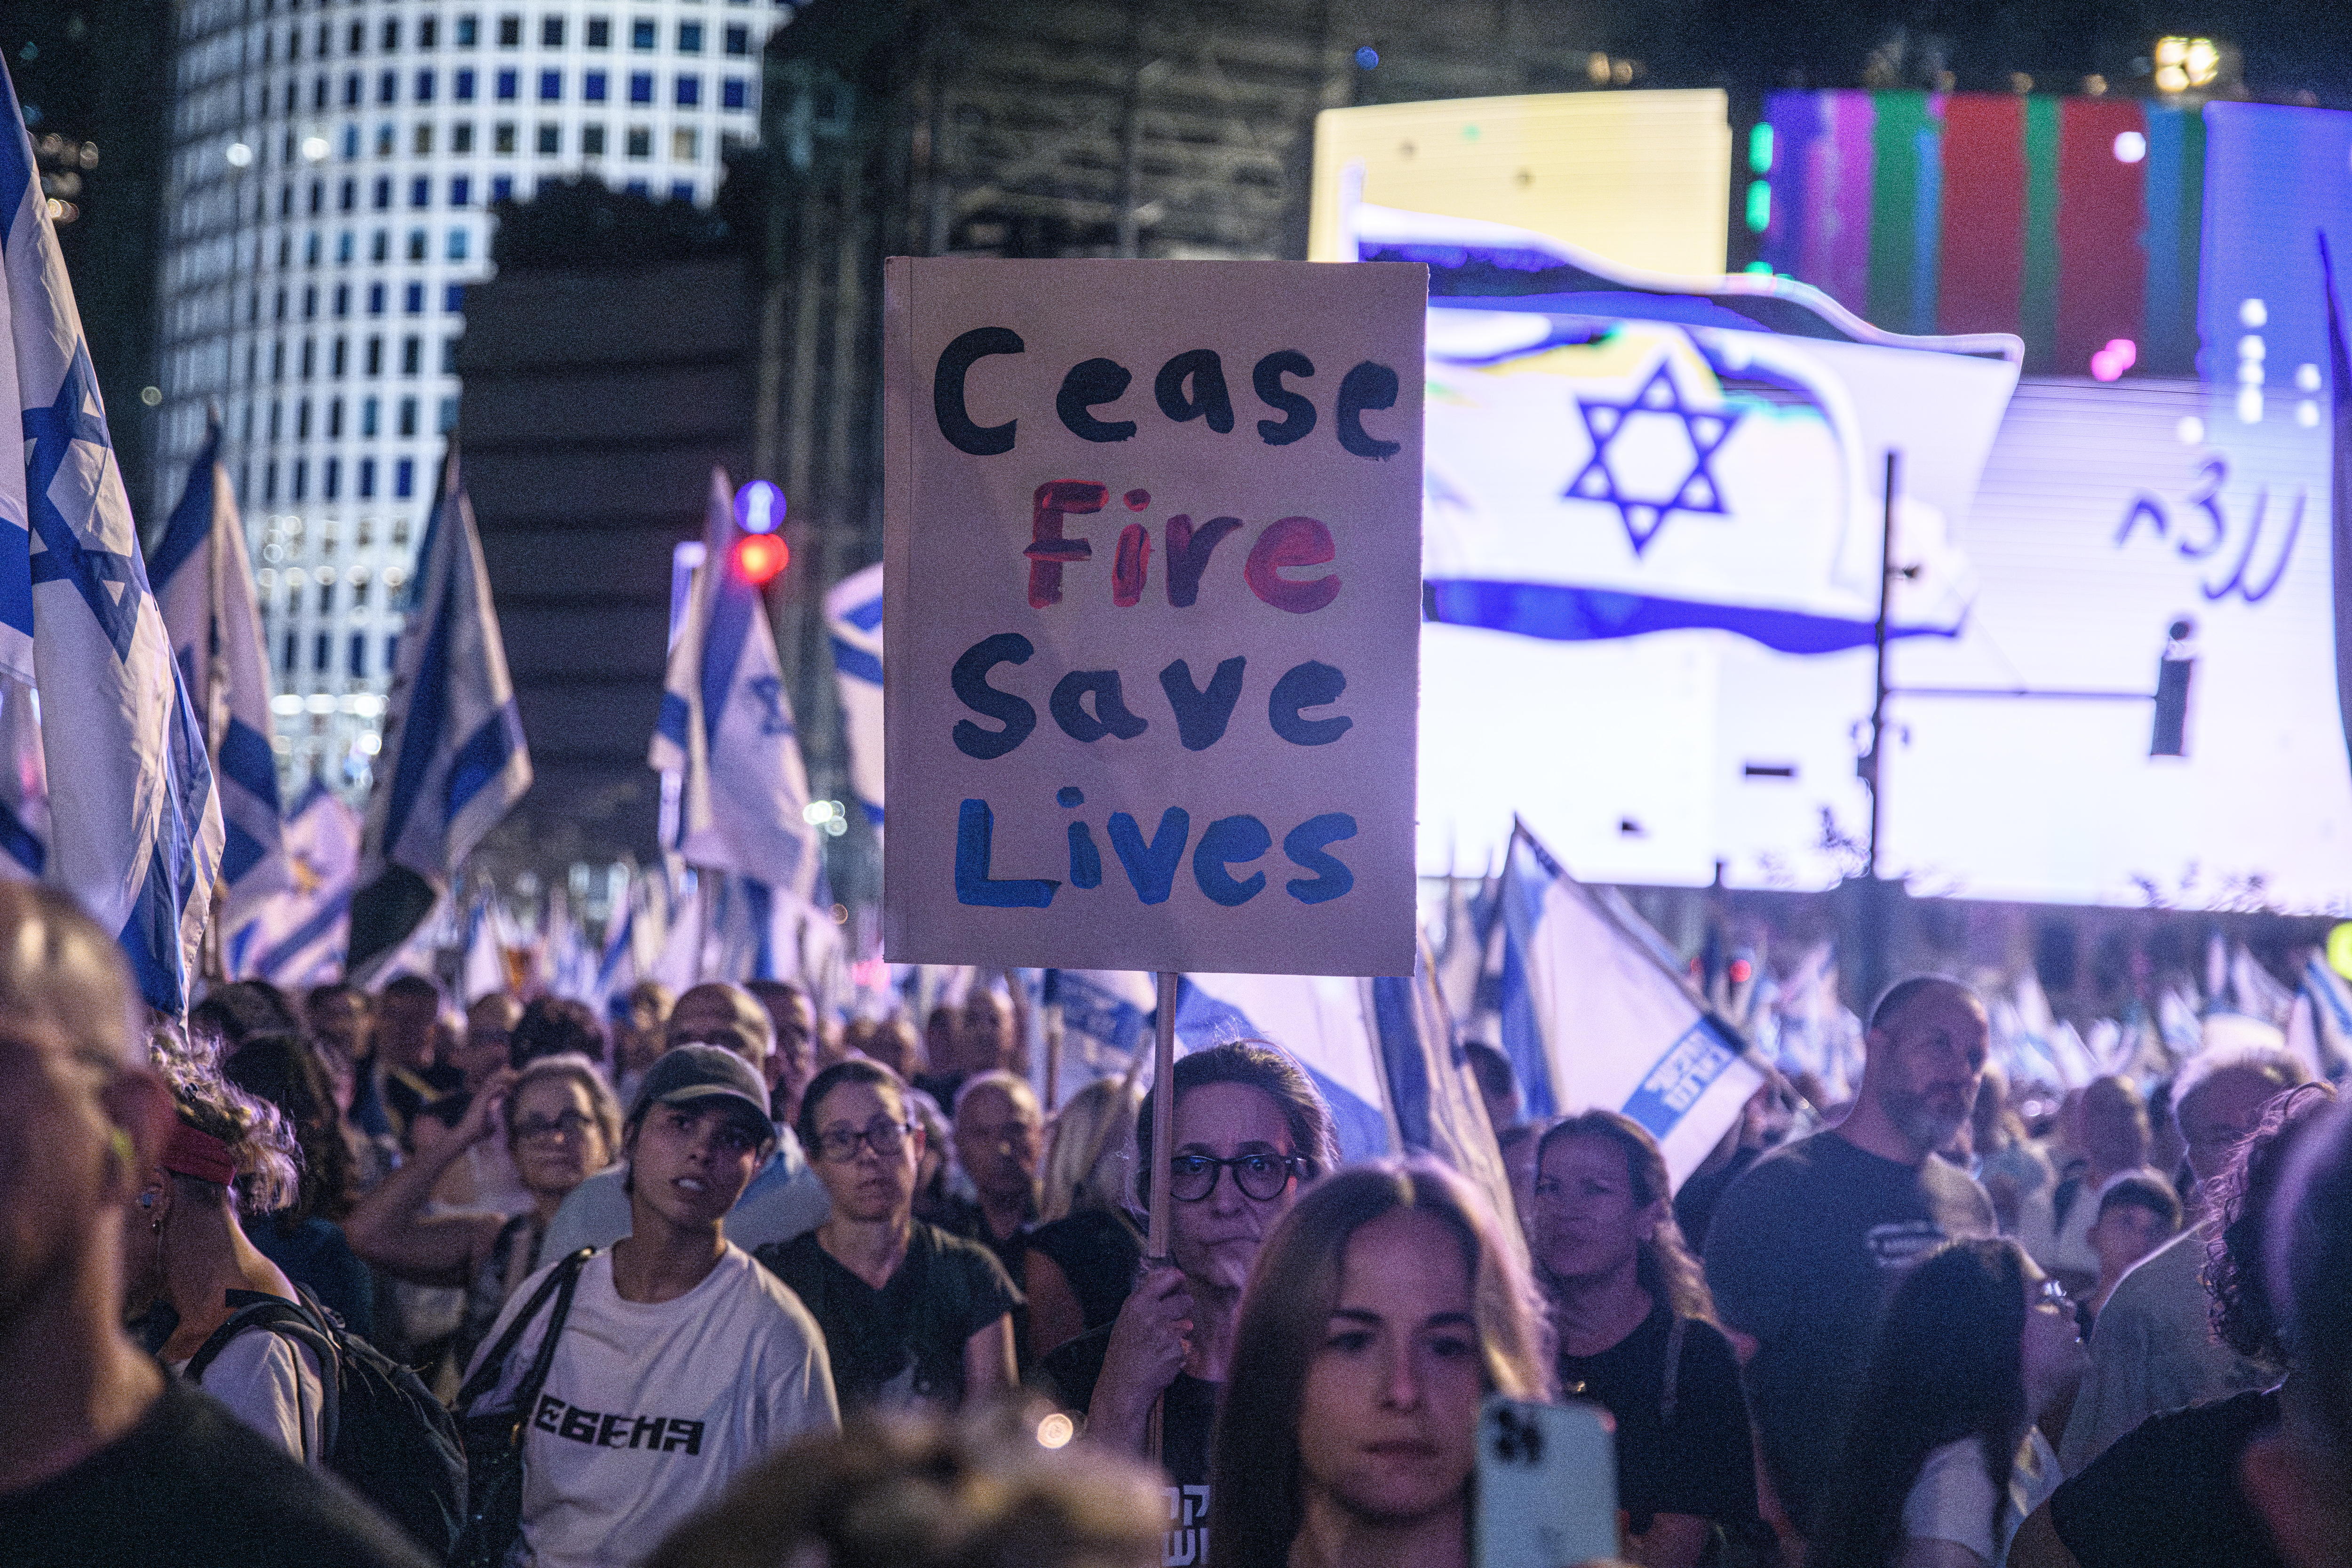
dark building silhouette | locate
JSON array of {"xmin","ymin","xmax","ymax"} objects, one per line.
[{"xmin": 456, "ymin": 178, "xmax": 755, "ymax": 866}]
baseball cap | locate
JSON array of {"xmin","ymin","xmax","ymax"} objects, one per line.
[{"xmin": 628, "ymin": 1044, "xmax": 774, "ymax": 1140}]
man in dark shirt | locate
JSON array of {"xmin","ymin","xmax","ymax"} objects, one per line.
[
  {"xmin": 0, "ymin": 883, "xmax": 428, "ymax": 1568},
  {"xmin": 934, "ymin": 1070, "xmax": 1043, "ymax": 1271},
  {"xmin": 1703, "ymin": 974, "xmax": 1997, "ymax": 1542}
]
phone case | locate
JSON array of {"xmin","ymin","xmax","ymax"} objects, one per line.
[{"xmin": 1474, "ymin": 1394, "xmax": 1620, "ymax": 1568}]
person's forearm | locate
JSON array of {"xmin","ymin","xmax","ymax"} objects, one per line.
[{"xmin": 346, "ymin": 1135, "xmax": 472, "ymax": 1268}]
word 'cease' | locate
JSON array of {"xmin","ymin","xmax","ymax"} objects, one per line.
[{"xmin": 933, "ymin": 329, "xmax": 1404, "ymax": 460}]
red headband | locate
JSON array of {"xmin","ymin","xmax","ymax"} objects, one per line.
[{"xmin": 160, "ymin": 1122, "xmax": 239, "ymax": 1186}]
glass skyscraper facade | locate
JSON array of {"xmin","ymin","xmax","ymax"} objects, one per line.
[{"xmin": 156, "ymin": 0, "xmax": 783, "ymax": 795}]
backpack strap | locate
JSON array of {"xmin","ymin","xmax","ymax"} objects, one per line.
[
  {"xmin": 1658, "ymin": 1315, "xmax": 1689, "ymax": 1427},
  {"xmin": 456, "ymin": 1247, "xmax": 595, "ymax": 1418},
  {"xmin": 185, "ymin": 1292, "xmax": 342, "ymax": 1467}
]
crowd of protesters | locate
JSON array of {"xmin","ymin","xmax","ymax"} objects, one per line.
[{"xmin": 6, "ymin": 879, "xmax": 2352, "ymax": 1568}]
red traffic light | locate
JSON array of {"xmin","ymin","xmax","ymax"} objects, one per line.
[{"xmin": 733, "ymin": 533, "xmax": 788, "ymax": 587}]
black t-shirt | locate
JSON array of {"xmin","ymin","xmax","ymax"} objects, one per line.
[
  {"xmin": 1026, "ymin": 1207, "xmax": 1144, "ymax": 1341},
  {"xmin": 1038, "ymin": 1322, "xmax": 1219, "ymax": 1488},
  {"xmin": 0, "ymin": 1376, "xmax": 433, "ymax": 1568},
  {"xmin": 1557, "ymin": 1304, "xmax": 1762, "ymax": 1537},
  {"xmin": 2049, "ymin": 1387, "xmax": 2286, "ymax": 1568},
  {"xmin": 1700, "ymin": 1131, "xmax": 1995, "ymax": 1536},
  {"xmin": 754, "ymin": 1220, "xmax": 1020, "ymax": 1409}
]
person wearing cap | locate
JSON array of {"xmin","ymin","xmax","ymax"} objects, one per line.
[
  {"xmin": 539, "ymin": 982, "xmax": 831, "ymax": 1261},
  {"xmin": 461, "ymin": 1045, "xmax": 839, "ymax": 1568}
]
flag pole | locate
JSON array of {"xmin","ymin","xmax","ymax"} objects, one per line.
[
  {"xmin": 1145, "ymin": 969, "xmax": 1179, "ymax": 1260},
  {"xmin": 1043, "ymin": 1000, "xmax": 1064, "ymax": 1112}
]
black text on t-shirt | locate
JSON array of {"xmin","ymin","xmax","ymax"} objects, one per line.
[{"xmin": 533, "ymin": 1393, "xmax": 706, "ymax": 1455}]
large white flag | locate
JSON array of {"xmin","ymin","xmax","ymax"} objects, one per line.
[
  {"xmin": 152, "ymin": 414, "xmax": 289, "ymax": 927},
  {"xmin": 1496, "ymin": 821, "xmax": 1764, "ymax": 1188},
  {"xmin": 226, "ymin": 778, "xmax": 359, "ymax": 987},
  {"xmin": 349, "ymin": 447, "xmax": 531, "ymax": 977},
  {"xmin": 0, "ymin": 63, "xmax": 222, "ymax": 1009},
  {"xmin": 825, "ymin": 560, "xmax": 883, "ymax": 831},
  {"xmin": 650, "ymin": 468, "xmax": 820, "ymax": 906}
]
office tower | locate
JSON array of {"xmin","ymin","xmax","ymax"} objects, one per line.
[{"xmin": 154, "ymin": 0, "xmax": 785, "ymax": 793}]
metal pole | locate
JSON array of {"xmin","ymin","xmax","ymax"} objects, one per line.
[
  {"xmin": 1145, "ymin": 969, "xmax": 1179, "ymax": 1260},
  {"xmin": 1865, "ymin": 450, "xmax": 1898, "ymax": 878},
  {"xmin": 1042, "ymin": 1002, "xmax": 1064, "ymax": 1113}
]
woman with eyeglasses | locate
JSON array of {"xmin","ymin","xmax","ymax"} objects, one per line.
[
  {"xmin": 1811, "ymin": 1239, "xmax": 2085, "ymax": 1568},
  {"xmin": 347, "ymin": 1052, "xmax": 621, "ymax": 1376},
  {"xmin": 1037, "ymin": 1042, "xmax": 1338, "ymax": 1514},
  {"xmin": 754, "ymin": 1059, "xmax": 1022, "ymax": 1410}
]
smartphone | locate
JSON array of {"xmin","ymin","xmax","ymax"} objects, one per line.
[{"xmin": 1475, "ymin": 1394, "xmax": 1620, "ymax": 1568}]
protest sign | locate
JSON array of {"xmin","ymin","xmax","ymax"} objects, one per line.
[{"xmin": 883, "ymin": 259, "xmax": 1424, "ymax": 976}]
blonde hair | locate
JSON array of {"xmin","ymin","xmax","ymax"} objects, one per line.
[
  {"xmin": 1041, "ymin": 1076, "xmax": 1140, "ymax": 1222},
  {"xmin": 152, "ymin": 1022, "xmax": 302, "ymax": 1216},
  {"xmin": 507, "ymin": 1051, "xmax": 625, "ymax": 1167}
]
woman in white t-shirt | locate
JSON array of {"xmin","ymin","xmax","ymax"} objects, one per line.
[
  {"xmin": 463, "ymin": 1044, "xmax": 839, "ymax": 1568},
  {"xmin": 122, "ymin": 1029, "xmax": 329, "ymax": 1465},
  {"xmin": 1812, "ymin": 1239, "xmax": 2087, "ymax": 1568}
]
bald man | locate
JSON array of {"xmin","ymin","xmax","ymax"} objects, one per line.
[
  {"xmin": 1703, "ymin": 975, "xmax": 1999, "ymax": 1541},
  {"xmin": 539, "ymin": 982, "xmax": 830, "ymax": 1259},
  {"xmin": 2059, "ymin": 1046, "xmax": 2307, "ymax": 1472},
  {"xmin": 0, "ymin": 885, "xmax": 429, "ymax": 1566}
]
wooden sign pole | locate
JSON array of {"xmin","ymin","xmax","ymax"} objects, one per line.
[{"xmin": 1145, "ymin": 969, "xmax": 1179, "ymax": 1261}]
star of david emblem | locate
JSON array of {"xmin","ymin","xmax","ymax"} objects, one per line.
[
  {"xmin": 1564, "ymin": 363, "xmax": 1742, "ymax": 557},
  {"xmin": 745, "ymin": 674, "xmax": 795, "ymax": 737},
  {"xmin": 24, "ymin": 343, "xmax": 143, "ymax": 661}
]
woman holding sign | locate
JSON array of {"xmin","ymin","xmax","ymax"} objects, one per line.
[{"xmin": 1038, "ymin": 1043, "xmax": 1336, "ymax": 1510}]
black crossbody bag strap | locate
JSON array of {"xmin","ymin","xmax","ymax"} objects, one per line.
[{"xmin": 456, "ymin": 1247, "xmax": 594, "ymax": 1421}]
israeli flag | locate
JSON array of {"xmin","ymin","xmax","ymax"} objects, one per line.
[
  {"xmin": 650, "ymin": 872, "xmax": 706, "ymax": 992},
  {"xmin": 152, "ymin": 414, "xmax": 289, "ymax": 926},
  {"xmin": 825, "ymin": 561, "xmax": 883, "ymax": 829},
  {"xmin": 650, "ymin": 468, "xmax": 820, "ymax": 919},
  {"xmin": 459, "ymin": 891, "xmax": 505, "ymax": 1003},
  {"xmin": 228, "ymin": 778, "xmax": 359, "ymax": 987},
  {"xmin": 349, "ymin": 447, "xmax": 532, "ymax": 977},
  {"xmin": 0, "ymin": 673, "xmax": 45, "ymax": 880},
  {"xmin": 0, "ymin": 63, "xmax": 222, "ymax": 1010},
  {"xmin": 717, "ymin": 874, "xmax": 842, "ymax": 992},
  {"xmin": 591, "ymin": 880, "xmax": 638, "ymax": 1012},
  {"xmin": 1496, "ymin": 822, "xmax": 1764, "ymax": 1188},
  {"xmin": 1047, "ymin": 968, "xmax": 1155, "ymax": 1079}
]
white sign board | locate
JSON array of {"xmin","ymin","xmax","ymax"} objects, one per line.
[{"xmin": 884, "ymin": 259, "xmax": 1425, "ymax": 975}]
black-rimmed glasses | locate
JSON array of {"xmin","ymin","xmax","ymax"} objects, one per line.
[
  {"xmin": 1169, "ymin": 1152, "xmax": 1305, "ymax": 1203},
  {"xmin": 817, "ymin": 1118, "xmax": 915, "ymax": 1162}
]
